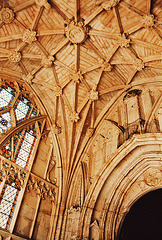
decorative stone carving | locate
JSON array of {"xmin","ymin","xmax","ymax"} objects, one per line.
[
  {"xmin": 101, "ymin": 0, "xmax": 120, "ymax": 10},
  {"xmin": 69, "ymin": 71, "xmax": 84, "ymax": 83},
  {"xmin": 118, "ymin": 33, "xmax": 130, "ymax": 48},
  {"xmin": 41, "ymin": 55, "xmax": 54, "ymax": 68},
  {"xmin": 46, "ymin": 157, "xmax": 57, "ymax": 185},
  {"xmin": 65, "ymin": 20, "xmax": 89, "ymax": 44},
  {"xmin": 0, "ymin": 8, "xmax": 14, "ymax": 25},
  {"xmin": 70, "ymin": 111, "xmax": 80, "ymax": 122},
  {"xmin": 27, "ymin": 175, "xmax": 56, "ymax": 202},
  {"xmin": 22, "ymin": 73, "xmax": 34, "ymax": 85},
  {"xmin": 141, "ymin": 14, "xmax": 154, "ymax": 28},
  {"xmin": 35, "ymin": 0, "xmax": 51, "ymax": 9},
  {"xmin": 0, "ymin": 160, "xmax": 27, "ymax": 189},
  {"xmin": 22, "ymin": 29, "xmax": 37, "ymax": 44},
  {"xmin": 53, "ymin": 124, "xmax": 62, "ymax": 134},
  {"xmin": 53, "ymin": 85, "xmax": 62, "ymax": 96},
  {"xmin": 144, "ymin": 168, "xmax": 162, "ymax": 187},
  {"xmin": 8, "ymin": 51, "xmax": 21, "ymax": 63},
  {"xmin": 86, "ymin": 127, "xmax": 95, "ymax": 138},
  {"xmin": 134, "ymin": 59, "xmax": 145, "ymax": 71},
  {"xmin": 101, "ymin": 62, "xmax": 113, "ymax": 72},
  {"xmin": 89, "ymin": 90, "xmax": 98, "ymax": 101}
]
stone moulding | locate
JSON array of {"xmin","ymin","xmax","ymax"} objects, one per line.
[
  {"xmin": 27, "ymin": 175, "xmax": 56, "ymax": 202},
  {"xmin": 76, "ymin": 133, "xmax": 162, "ymax": 239}
]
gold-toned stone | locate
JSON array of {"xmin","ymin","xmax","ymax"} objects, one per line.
[
  {"xmin": 41, "ymin": 55, "xmax": 54, "ymax": 68},
  {"xmin": 0, "ymin": 7, "xmax": 14, "ymax": 24},
  {"xmin": 53, "ymin": 85, "xmax": 62, "ymax": 96},
  {"xmin": 70, "ymin": 111, "xmax": 80, "ymax": 122},
  {"xmin": 8, "ymin": 51, "xmax": 21, "ymax": 63},
  {"xmin": 118, "ymin": 33, "xmax": 130, "ymax": 48},
  {"xmin": 35, "ymin": 0, "xmax": 51, "ymax": 9},
  {"xmin": 23, "ymin": 29, "xmax": 37, "ymax": 44},
  {"xmin": 69, "ymin": 71, "xmax": 84, "ymax": 83},
  {"xmin": 141, "ymin": 14, "xmax": 154, "ymax": 28},
  {"xmin": 89, "ymin": 90, "xmax": 99, "ymax": 101},
  {"xmin": 101, "ymin": 0, "xmax": 120, "ymax": 10},
  {"xmin": 135, "ymin": 59, "xmax": 145, "ymax": 71},
  {"xmin": 65, "ymin": 20, "xmax": 89, "ymax": 44}
]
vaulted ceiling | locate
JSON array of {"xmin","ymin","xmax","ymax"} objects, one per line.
[{"xmin": 0, "ymin": 0, "xmax": 162, "ymax": 186}]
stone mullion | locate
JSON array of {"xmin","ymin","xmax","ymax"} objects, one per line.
[
  {"xmin": 10, "ymin": 127, "xmax": 42, "ymax": 234},
  {"xmin": 13, "ymin": 129, "xmax": 26, "ymax": 160}
]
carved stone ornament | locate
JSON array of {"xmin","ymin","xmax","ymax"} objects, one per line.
[
  {"xmin": 0, "ymin": 8, "xmax": 14, "ymax": 25},
  {"xmin": 86, "ymin": 127, "xmax": 95, "ymax": 138},
  {"xmin": 134, "ymin": 59, "xmax": 145, "ymax": 71},
  {"xmin": 46, "ymin": 157, "xmax": 57, "ymax": 185},
  {"xmin": 35, "ymin": 0, "xmax": 51, "ymax": 9},
  {"xmin": 101, "ymin": 62, "xmax": 113, "ymax": 72},
  {"xmin": 8, "ymin": 51, "xmax": 21, "ymax": 63},
  {"xmin": 0, "ymin": 160, "xmax": 27, "ymax": 190},
  {"xmin": 101, "ymin": 0, "xmax": 120, "ymax": 10},
  {"xmin": 69, "ymin": 71, "xmax": 84, "ymax": 83},
  {"xmin": 118, "ymin": 33, "xmax": 130, "ymax": 48},
  {"xmin": 143, "ymin": 168, "xmax": 162, "ymax": 187},
  {"xmin": 141, "ymin": 14, "xmax": 154, "ymax": 28},
  {"xmin": 89, "ymin": 89, "xmax": 99, "ymax": 101},
  {"xmin": 41, "ymin": 55, "xmax": 54, "ymax": 68},
  {"xmin": 65, "ymin": 20, "xmax": 89, "ymax": 44},
  {"xmin": 53, "ymin": 85, "xmax": 62, "ymax": 96},
  {"xmin": 27, "ymin": 175, "xmax": 56, "ymax": 202},
  {"xmin": 53, "ymin": 124, "xmax": 62, "ymax": 134},
  {"xmin": 22, "ymin": 29, "xmax": 37, "ymax": 44},
  {"xmin": 70, "ymin": 111, "xmax": 80, "ymax": 122}
]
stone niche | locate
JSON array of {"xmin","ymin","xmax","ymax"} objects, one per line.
[{"xmin": 123, "ymin": 89, "xmax": 144, "ymax": 137}]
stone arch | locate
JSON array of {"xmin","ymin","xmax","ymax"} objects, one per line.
[{"xmin": 77, "ymin": 133, "xmax": 162, "ymax": 239}]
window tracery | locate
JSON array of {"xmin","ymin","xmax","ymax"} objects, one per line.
[{"xmin": 0, "ymin": 79, "xmax": 45, "ymax": 232}]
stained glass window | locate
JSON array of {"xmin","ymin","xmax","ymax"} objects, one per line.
[
  {"xmin": 0, "ymin": 85, "xmax": 15, "ymax": 110},
  {"xmin": 0, "ymin": 80, "xmax": 41, "ymax": 231},
  {"xmin": 0, "ymin": 183, "xmax": 19, "ymax": 229}
]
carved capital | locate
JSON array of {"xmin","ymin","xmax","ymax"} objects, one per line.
[
  {"xmin": 0, "ymin": 8, "xmax": 14, "ymax": 25},
  {"xmin": 35, "ymin": 0, "xmax": 51, "ymax": 9},
  {"xmin": 141, "ymin": 14, "xmax": 154, "ymax": 28},
  {"xmin": 41, "ymin": 55, "xmax": 54, "ymax": 68},
  {"xmin": 70, "ymin": 111, "xmax": 80, "ymax": 122},
  {"xmin": 23, "ymin": 29, "xmax": 37, "ymax": 44},
  {"xmin": 65, "ymin": 20, "xmax": 89, "ymax": 44},
  {"xmin": 8, "ymin": 51, "xmax": 21, "ymax": 63}
]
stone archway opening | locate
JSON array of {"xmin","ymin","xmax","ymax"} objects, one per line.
[{"xmin": 118, "ymin": 189, "xmax": 162, "ymax": 240}]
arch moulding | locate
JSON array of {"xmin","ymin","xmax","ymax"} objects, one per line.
[{"xmin": 77, "ymin": 133, "xmax": 162, "ymax": 240}]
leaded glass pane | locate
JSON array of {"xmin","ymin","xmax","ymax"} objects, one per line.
[
  {"xmin": 15, "ymin": 158, "xmax": 26, "ymax": 168},
  {"xmin": 0, "ymin": 112, "xmax": 12, "ymax": 133},
  {"xmin": 0, "ymin": 184, "xmax": 19, "ymax": 230},
  {"xmin": 0, "ymin": 89, "xmax": 13, "ymax": 108},
  {"xmin": 0, "ymin": 212, "xmax": 8, "ymax": 229}
]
